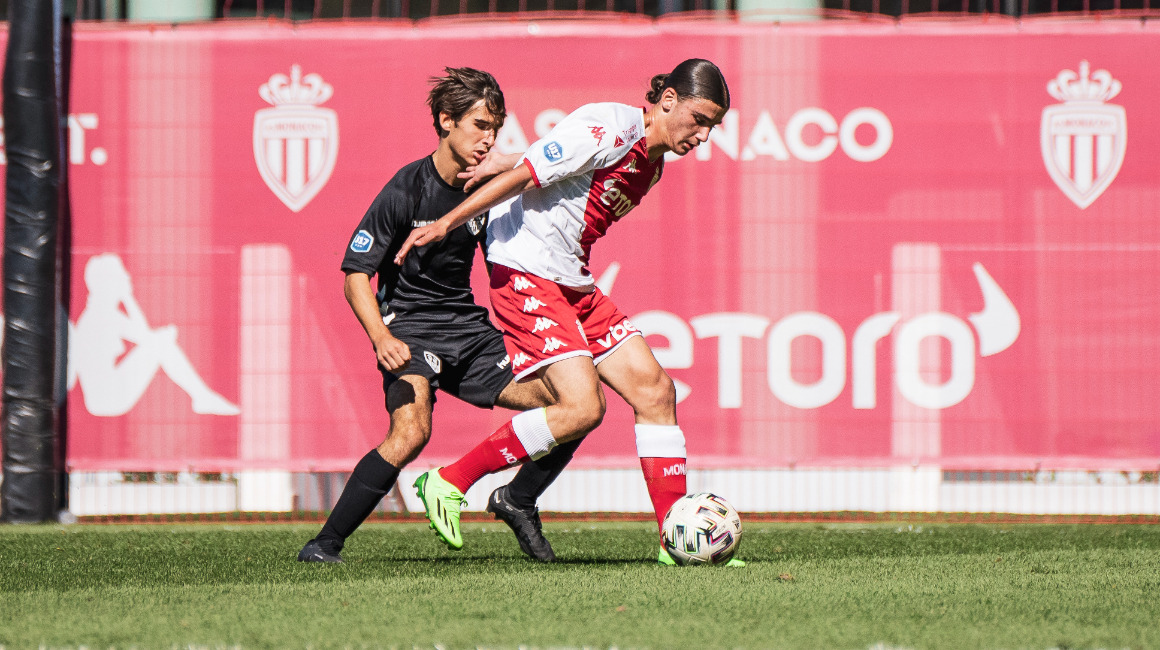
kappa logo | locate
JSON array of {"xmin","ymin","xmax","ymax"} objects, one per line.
[
  {"xmin": 1041, "ymin": 61, "xmax": 1126, "ymax": 209},
  {"xmin": 542, "ymin": 337, "xmax": 567, "ymax": 353},
  {"xmin": 597, "ymin": 321, "xmax": 638, "ymax": 349},
  {"xmin": 57, "ymin": 254, "xmax": 240, "ymax": 417},
  {"xmin": 622, "ymin": 159, "xmax": 638, "ymax": 173},
  {"xmin": 523, "ymin": 297, "xmax": 547, "ymax": 312},
  {"xmin": 589, "ymin": 125, "xmax": 606, "ymax": 145},
  {"xmin": 532, "ymin": 317, "xmax": 559, "ymax": 333},
  {"xmin": 423, "ymin": 351, "xmax": 442, "ymax": 374},
  {"xmin": 511, "ymin": 352, "xmax": 532, "ymax": 367},
  {"xmin": 512, "ymin": 276, "xmax": 537, "ymax": 291},
  {"xmin": 253, "ymin": 65, "xmax": 339, "ymax": 213}
]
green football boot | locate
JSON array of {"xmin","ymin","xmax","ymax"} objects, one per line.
[
  {"xmin": 657, "ymin": 546, "xmax": 678, "ymax": 566},
  {"xmin": 414, "ymin": 469, "xmax": 466, "ymax": 550},
  {"xmin": 658, "ymin": 546, "xmax": 746, "ymax": 567}
]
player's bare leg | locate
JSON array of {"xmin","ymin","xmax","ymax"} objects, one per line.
[
  {"xmin": 493, "ymin": 376, "xmax": 555, "ymax": 412},
  {"xmin": 301, "ymin": 376, "xmax": 433, "ymax": 562},
  {"xmin": 537, "ymin": 356, "xmax": 607, "ymax": 443},
  {"xmin": 377, "ymin": 376, "xmax": 436, "ymax": 466},
  {"xmin": 596, "ymin": 336, "xmax": 677, "ymax": 426}
]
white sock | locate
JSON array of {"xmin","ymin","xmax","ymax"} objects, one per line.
[
  {"xmin": 512, "ymin": 408, "xmax": 556, "ymax": 460},
  {"xmin": 635, "ymin": 424, "xmax": 686, "ymax": 458}
]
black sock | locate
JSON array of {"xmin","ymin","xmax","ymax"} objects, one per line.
[
  {"xmin": 505, "ymin": 438, "xmax": 583, "ymax": 510},
  {"xmin": 316, "ymin": 449, "xmax": 400, "ymax": 550}
]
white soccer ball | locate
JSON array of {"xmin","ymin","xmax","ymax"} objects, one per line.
[{"xmin": 661, "ymin": 492, "xmax": 743, "ymax": 565}]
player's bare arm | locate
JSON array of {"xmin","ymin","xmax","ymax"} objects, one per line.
[
  {"xmin": 343, "ymin": 271, "xmax": 410, "ymax": 371},
  {"xmin": 393, "ymin": 163, "xmax": 536, "ymax": 265}
]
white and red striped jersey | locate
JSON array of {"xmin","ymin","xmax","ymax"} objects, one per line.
[{"xmin": 486, "ymin": 102, "xmax": 663, "ymax": 292}]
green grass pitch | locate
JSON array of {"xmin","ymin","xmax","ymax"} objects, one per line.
[{"xmin": 2, "ymin": 520, "xmax": 1160, "ymax": 648}]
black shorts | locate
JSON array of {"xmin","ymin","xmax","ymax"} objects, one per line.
[{"xmin": 379, "ymin": 316, "xmax": 513, "ymax": 409}]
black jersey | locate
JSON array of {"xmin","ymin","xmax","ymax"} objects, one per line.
[{"xmin": 342, "ymin": 156, "xmax": 490, "ymax": 326}]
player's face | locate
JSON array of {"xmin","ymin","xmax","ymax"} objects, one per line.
[
  {"xmin": 663, "ymin": 94, "xmax": 727, "ymax": 157},
  {"xmin": 441, "ymin": 100, "xmax": 501, "ymax": 167}
]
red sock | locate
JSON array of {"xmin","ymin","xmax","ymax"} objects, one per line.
[
  {"xmin": 439, "ymin": 421, "xmax": 529, "ymax": 493},
  {"xmin": 639, "ymin": 457, "xmax": 687, "ymax": 533}
]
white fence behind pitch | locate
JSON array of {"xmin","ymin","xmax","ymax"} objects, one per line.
[{"xmin": 57, "ymin": 466, "xmax": 1160, "ymax": 517}]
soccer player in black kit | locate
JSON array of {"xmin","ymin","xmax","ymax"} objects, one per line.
[{"xmin": 298, "ymin": 68, "xmax": 579, "ymax": 563}]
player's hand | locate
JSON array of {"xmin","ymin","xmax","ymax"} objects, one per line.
[
  {"xmin": 393, "ymin": 221, "xmax": 448, "ymax": 265},
  {"xmin": 373, "ymin": 332, "xmax": 411, "ymax": 372},
  {"xmin": 460, "ymin": 151, "xmax": 519, "ymax": 192}
]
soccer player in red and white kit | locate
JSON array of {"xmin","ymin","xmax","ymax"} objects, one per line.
[{"xmin": 395, "ymin": 59, "xmax": 736, "ymax": 565}]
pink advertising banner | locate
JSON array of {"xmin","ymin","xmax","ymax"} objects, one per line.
[{"xmin": 2, "ymin": 19, "xmax": 1159, "ymax": 471}]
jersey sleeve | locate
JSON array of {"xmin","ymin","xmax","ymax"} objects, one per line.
[
  {"xmin": 521, "ymin": 105, "xmax": 637, "ymax": 187},
  {"xmin": 340, "ymin": 186, "xmax": 409, "ymax": 275}
]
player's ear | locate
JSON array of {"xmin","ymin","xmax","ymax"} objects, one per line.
[
  {"xmin": 439, "ymin": 111, "xmax": 457, "ymax": 136},
  {"xmin": 660, "ymin": 87, "xmax": 680, "ymax": 113}
]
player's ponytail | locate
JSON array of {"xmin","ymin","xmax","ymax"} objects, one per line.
[
  {"xmin": 645, "ymin": 59, "xmax": 730, "ymax": 111},
  {"xmin": 645, "ymin": 74, "xmax": 669, "ymax": 104}
]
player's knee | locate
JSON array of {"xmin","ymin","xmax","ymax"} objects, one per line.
[
  {"xmin": 632, "ymin": 371, "xmax": 676, "ymax": 416},
  {"xmin": 379, "ymin": 422, "xmax": 430, "ymax": 462},
  {"xmin": 580, "ymin": 401, "xmax": 607, "ymax": 431},
  {"xmin": 405, "ymin": 423, "xmax": 432, "ymax": 450},
  {"xmin": 580, "ymin": 396, "xmax": 606, "ymax": 433},
  {"xmin": 561, "ymin": 391, "xmax": 605, "ymax": 435},
  {"xmin": 653, "ymin": 373, "xmax": 677, "ymax": 410}
]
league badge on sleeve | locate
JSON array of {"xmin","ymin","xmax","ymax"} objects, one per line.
[
  {"xmin": 350, "ymin": 230, "xmax": 374, "ymax": 253},
  {"xmin": 543, "ymin": 141, "xmax": 564, "ymax": 162}
]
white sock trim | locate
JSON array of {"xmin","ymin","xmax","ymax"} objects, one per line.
[
  {"xmin": 512, "ymin": 408, "xmax": 556, "ymax": 461},
  {"xmin": 635, "ymin": 424, "xmax": 686, "ymax": 458}
]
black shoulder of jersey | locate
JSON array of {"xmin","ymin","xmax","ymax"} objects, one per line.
[{"xmin": 375, "ymin": 157, "xmax": 431, "ymax": 208}]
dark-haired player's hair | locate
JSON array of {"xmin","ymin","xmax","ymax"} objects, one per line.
[
  {"xmin": 427, "ymin": 67, "xmax": 506, "ymax": 138},
  {"xmin": 646, "ymin": 59, "xmax": 730, "ymax": 111}
]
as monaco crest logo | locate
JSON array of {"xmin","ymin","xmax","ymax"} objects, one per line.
[
  {"xmin": 1040, "ymin": 61, "xmax": 1126, "ymax": 209},
  {"xmin": 254, "ymin": 65, "xmax": 339, "ymax": 212}
]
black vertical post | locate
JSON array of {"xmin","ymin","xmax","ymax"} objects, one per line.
[
  {"xmin": 77, "ymin": 0, "xmax": 103, "ymax": 19},
  {"xmin": 2, "ymin": 0, "xmax": 66, "ymax": 523}
]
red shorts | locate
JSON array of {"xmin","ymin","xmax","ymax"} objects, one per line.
[{"xmin": 489, "ymin": 264, "xmax": 641, "ymax": 380}]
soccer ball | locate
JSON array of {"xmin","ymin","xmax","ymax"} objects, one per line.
[{"xmin": 661, "ymin": 492, "xmax": 742, "ymax": 565}]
